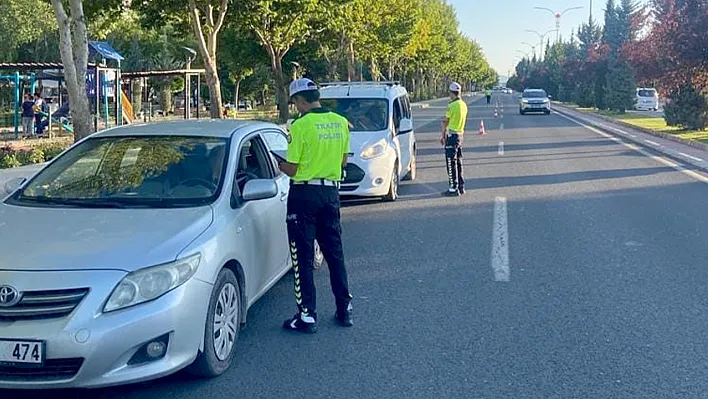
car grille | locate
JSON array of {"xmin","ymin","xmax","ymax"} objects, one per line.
[
  {"xmin": 344, "ymin": 164, "xmax": 365, "ymax": 184},
  {"xmin": 0, "ymin": 358, "xmax": 84, "ymax": 382},
  {"xmin": 0, "ymin": 288, "xmax": 89, "ymax": 320},
  {"xmin": 339, "ymin": 185, "xmax": 359, "ymax": 192}
]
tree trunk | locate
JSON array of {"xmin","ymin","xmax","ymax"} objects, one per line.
[
  {"xmin": 188, "ymin": 0, "xmax": 228, "ymax": 119},
  {"xmin": 132, "ymin": 79, "xmax": 143, "ymax": 115},
  {"xmin": 274, "ymin": 61, "xmax": 290, "ymax": 123},
  {"xmin": 50, "ymin": 0, "xmax": 92, "ymax": 142},
  {"xmin": 234, "ymin": 78, "xmax": 241, "ymax": 114},
  {"xmin": 370, "ymin": 57, "xmax": 379, "ymax": 81},
  {"xmin": 347, "ymin": 38, "xmax": 356, "ymax": 82},
  {"xmin": 160, "ymin": 85, "xmax": 172, "ymax": 114}
]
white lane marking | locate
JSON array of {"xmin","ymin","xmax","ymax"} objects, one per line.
[
  {"xmin": 499, "ymin": 123, "xmax": 504, "ymax": 130},
  {"xmin": 644, "ymin": 140, "xmax": 661, "ymax": 147},
  {"xmin": 555, "ymin": 112, "xmax": 708, "ymax": 184},
  {"xmin": 498, "ymin": 141, "xmax": 504, "ymax": 155},
  {"xmin": 492, "ymin": 197, "xmax": 510, "ymax": 282},
  {"xmin": 678, "ymin": 152, "xmax": 705, "ymax": 162}
]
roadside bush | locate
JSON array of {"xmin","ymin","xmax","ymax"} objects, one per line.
[
  {"xmin": 0, "ymin": 141, "xmax": 71, "ymax": 169},
  {"xmin": 664, "ymin": 85, "xmax": 708, "ymax": 131}
]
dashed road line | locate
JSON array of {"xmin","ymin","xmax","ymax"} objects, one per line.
[
  {"xmin": 498, "ymin": 141, "xmax": 504, "ymax": 155},
  {"xmin": 679, "ymin": 152, "xmax": 705, "ymax": 162},
  {"xmin": 492, "ymin": 197, "xmax": 510, "ymax": 282},
  {"xmin": 644, "ymin": 139, "xmax": 661, "ymax": 147},
  {"xmin": 555, "ymin": 112, "xmax": 708, "ymax": 184}
]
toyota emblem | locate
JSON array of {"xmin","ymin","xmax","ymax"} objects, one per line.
[{"xmin": 0, "ymin": 285, "xmax": 21, "ymax": 307}]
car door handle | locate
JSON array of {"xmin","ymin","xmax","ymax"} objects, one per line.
[{"xmin": 280, "ymin": 191, "xmax": 288, "ymax": 201}]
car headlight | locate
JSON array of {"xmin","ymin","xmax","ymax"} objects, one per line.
[
  {"xmin": 522, "ymin": 99, "xmax": 529, "ymax": 103},
  {"xmin": 104, "ymin": 253, "xmax": 201, "ymax": 312},
  {"xmin": 542, "ymin": 99, "xmax": 550, "ymax": 103},
  {"xmin": 360, "ymin": 140, "xmax": 388, "ymax": 160}
]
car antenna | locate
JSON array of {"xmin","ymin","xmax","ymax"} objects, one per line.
[{"xmin": 347, "ymin": 84, "xmax": 352, "ymax": 97}]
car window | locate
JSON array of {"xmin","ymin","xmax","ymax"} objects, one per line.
[
  {"xmin": 235, "ymin": 136, "xmax": 273, "ymax": 194},
  {"xmin": 259, "ymin": 130, "xmax": 289, "ymax": 174},
  {"xmin": 403, "ymin": 95, "xmax": 412, "ymax": 119},
  {"xmin": 10, "ymin": 135, "xmax": 229, "ymax": 208},
  {"xmin": 637, "ymin": 89, "xmax": 657, "ymax": 98},
  {"xmin": 320, "ymin": 98, "xmax": 389, "ymax": 132},
  {"xmin": 393, "ymin": 98, "xmax": 402, "ymax": 129}
]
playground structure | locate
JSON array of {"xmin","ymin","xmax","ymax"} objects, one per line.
[{"xmin": 0, "ymin": 41, "xmax": 207, "ymax": 139}]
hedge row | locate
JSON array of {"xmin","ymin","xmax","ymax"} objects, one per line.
[{"xmin": 0, "ymin": 142, "xmax": 70, "ymax": 169}]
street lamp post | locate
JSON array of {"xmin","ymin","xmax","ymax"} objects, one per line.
[
  {"xmin": 524, "ymin": 29, "xmax": 556, "ymax": 62},
  {"xmin": 521, "ymin": 42, "xmax": 536, "ymax": 58},
  {"xmin": 533, "ymin": 6, "xmax": 584, "ymax": 42}
]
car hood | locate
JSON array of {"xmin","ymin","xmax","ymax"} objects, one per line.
[
  {"xmin": 0, "ymin": 204, "xmax": 213, "ymax": 272},
  {"xmin": 349, "ymin": 131, "xmax": 390, "ymax": 152}
]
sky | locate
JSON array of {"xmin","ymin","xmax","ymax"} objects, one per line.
[{"xmin": 449, "ymin": 0, "xmax": 651, "ymax": 78}]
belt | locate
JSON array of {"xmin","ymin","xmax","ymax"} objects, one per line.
[{"xmin": 292, "ymin": 179, "xmax": 340, "ymax": 188}]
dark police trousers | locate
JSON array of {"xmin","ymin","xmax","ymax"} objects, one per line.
[
  {"xmin": 445, "ymin": 133, "xmax": 465, "ymax": 191},
  {"xmin": 286, "ymin": 183, "xmax": 351, "ymax": 319}
]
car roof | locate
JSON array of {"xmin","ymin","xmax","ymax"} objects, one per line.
[
  {"xmin": 319, "ymin": 82, "xmax": 407, "ymax": 100},
  {"xmin": 91, "ymin": 119, "xmax": 281, "ymax": 139},
  {"xmin": 523, "ymin": 88, "xmax": 546, "ymax": 92}
]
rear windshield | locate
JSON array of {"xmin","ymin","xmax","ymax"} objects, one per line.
[
  {"xmin": 637, "ymin": 89, "xmax": 657, "ymax": 98},
  {"xmin": 320, "ymin": 98, "xmax": 389, "ymax": 132},
  {"xmin": 522, "ymin": 90, "xmax": 548, "ymax": 98}
]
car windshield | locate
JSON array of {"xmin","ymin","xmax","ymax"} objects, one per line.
[
  {"xmin": 9, "ymin": 135, "xmax": 229, "ymax": 208},
  {"xmin": 523, "ymin": 91, "xmax": 548, "ymax": 98},
  {"xmin": 638, "ymin": 89, "xmax": 657, "ymax": 98},
  {"xmin": 320, "ymin": 98, "xmax": 389, "ymax": 131}
]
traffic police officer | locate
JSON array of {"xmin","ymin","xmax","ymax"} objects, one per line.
[
  {"xmin": 485, "ymin": 88, "xmax": 492, "ymax": 105},
  {"xmin": 441, "ymin": 82, "xmax": 468, "ymax": 197},
  {"xmin": 278, "ymin": 78, "xmax": 353, "ymax": 333}
]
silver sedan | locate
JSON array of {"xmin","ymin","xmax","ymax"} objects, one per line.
[{"xmin": 0, "ymin": 120, "xmax": 321, "ymax": 389}]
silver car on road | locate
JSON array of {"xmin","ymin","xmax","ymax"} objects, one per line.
[{"xmin": 0, "ymin": 120, "xmax": 313, "ymax": 389}]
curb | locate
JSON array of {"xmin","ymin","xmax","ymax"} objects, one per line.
[
  {"xmin": 553, "ymin": 103, "xmax": 707, "ymax": 151},
  {"xmin": 553, "ymin": 104, "xmax": 708, "ymax": 173}
]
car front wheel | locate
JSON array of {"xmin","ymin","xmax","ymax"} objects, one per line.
[
  {"xmin": 188, "ymin": 268, "xmax": 241, "ymax": 378},
  {"xmin": 383, "ymin": 164, "xmax": 399, "ymax": 202}
]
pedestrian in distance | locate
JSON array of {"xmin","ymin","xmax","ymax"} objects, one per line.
[
  {"xmin": 277, "ymin": 78, "xmax": 354, "ymax": 334},
  {"xmin": 441, "ymin": 82, "xmax": 468, "ymax": 197},
  {"xmin": 21, "ymin": 93, "xmax": 35, "ymax": 138}
]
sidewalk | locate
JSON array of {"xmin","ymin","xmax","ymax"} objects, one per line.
[{"xmin": 553, "ymin": 103, "xmax": 708, "ymax": 173}]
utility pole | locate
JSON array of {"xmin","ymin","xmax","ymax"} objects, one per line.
[
  {"xmin": 533, "ymin": 5, "xmax": 584, "ymax": 42},
  {"xmin": 524, "ymin": 29, "xmax": 556, "ymax": 62}
]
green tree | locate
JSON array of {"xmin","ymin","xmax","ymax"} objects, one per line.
[{"xmin": 0, "ymin": 0, "xmax": 57, "ymax": 62}]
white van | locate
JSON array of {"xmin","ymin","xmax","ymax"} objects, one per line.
[
  {"xmin": 636, "ymin": 88, "xmax": 660, "ymax": 111},
  {"xmin": 316, "ymin": 81, "xmax": 417, "ymax": 202}
]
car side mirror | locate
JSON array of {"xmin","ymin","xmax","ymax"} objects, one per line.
[
  {"xmin": 398, "ymin": 118, "xmax": 413, "ymax": 133},
  {"xmin": 241, "ymin": 179, "xmax": 278, "ymax": 201},
  {"xmin": 548, "ymin": 95, "xmax": 553, "ymax": 99},
  {"xmin": 3, "ymin": 177, "xmax": 26, "ymax": 195},
  {"xmin": 286, "ymin": 119, "xmax": 294, "ymax": 131}
]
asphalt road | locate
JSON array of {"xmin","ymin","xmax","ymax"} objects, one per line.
[{"xmin": 6, "ymin": 94, "xmax": 708, "ymax": 398}]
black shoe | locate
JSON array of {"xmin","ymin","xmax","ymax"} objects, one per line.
[
  {"xmin": 442, "ymin": 190, "xmax": 460, "ymax": 197},
  {"xmin": 335, "ymin": 309, "xmax": 353, "ymax": 327},
  {"xmin": 283, "ymin": 313, "xmax": 317, "ymax": 334},
  {"xmin": 458, "ymin": 187, "xmax": 466, "ymax": 195}
]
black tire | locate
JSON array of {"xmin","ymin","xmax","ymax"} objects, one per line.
[
  {"xmin": 519, "ymin": 109, "xmax": 525, "ymax": 115},
  {"xmin": 383, "ymin": 164, "xmax": 399, "ymax": 202},
  {"xmin": 187, "ymin": 268, "xmax": 241, "ymax": 378},
  {"xmin": 403, "ymin": 147, "xmax": 417, "ymax": 181},
  {"xmin": 545, "ymin": 110, "xmax": 551, "ymax": 115}
]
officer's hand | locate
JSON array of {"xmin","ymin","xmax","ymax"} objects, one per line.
[{"xmin": 440, "ymin": 136, "xmax": 445, "ymax": 146}]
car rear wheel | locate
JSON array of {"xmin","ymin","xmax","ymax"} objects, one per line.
[
  {"xmin": 383, "ymin": 164, "xmax": 399, "ymax": 202},
  {"xmin": 403, "ymin": 148, "xmax": 417, "ymax": 181},
  {"xmin": 188, "ymin": 268, "xmax": 241, "ymax": 378}
]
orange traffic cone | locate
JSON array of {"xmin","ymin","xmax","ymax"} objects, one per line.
[
  {"xmin": 478, "ymin": 120, "xmax": 486, "ymax": 135},
  {"xmin": 494, "ymin": 109, "xmax": 498, "ymax": 118}
]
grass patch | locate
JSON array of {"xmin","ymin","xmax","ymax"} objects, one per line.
[{"xmin": 560, "ymin": 103, "xmax": 708, "ymax": 145}]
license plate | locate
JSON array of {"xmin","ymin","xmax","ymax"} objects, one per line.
[{"xmin": 0, "ymin": 339, "xmax": 45, "ymax": 366}]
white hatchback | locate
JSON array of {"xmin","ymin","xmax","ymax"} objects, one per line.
[{"xmin": 317, "ymin": 82, "xmax": 417, "ymax": 202}]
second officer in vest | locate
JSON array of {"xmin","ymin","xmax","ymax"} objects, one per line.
[{"xmin": 278, "ymin": 78, "xmax": 353, "ymax": 333}]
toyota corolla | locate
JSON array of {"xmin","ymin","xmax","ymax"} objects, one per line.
[{"xmin": 0, "ymin": 120, "xmax": 312, "ymax": 389}]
